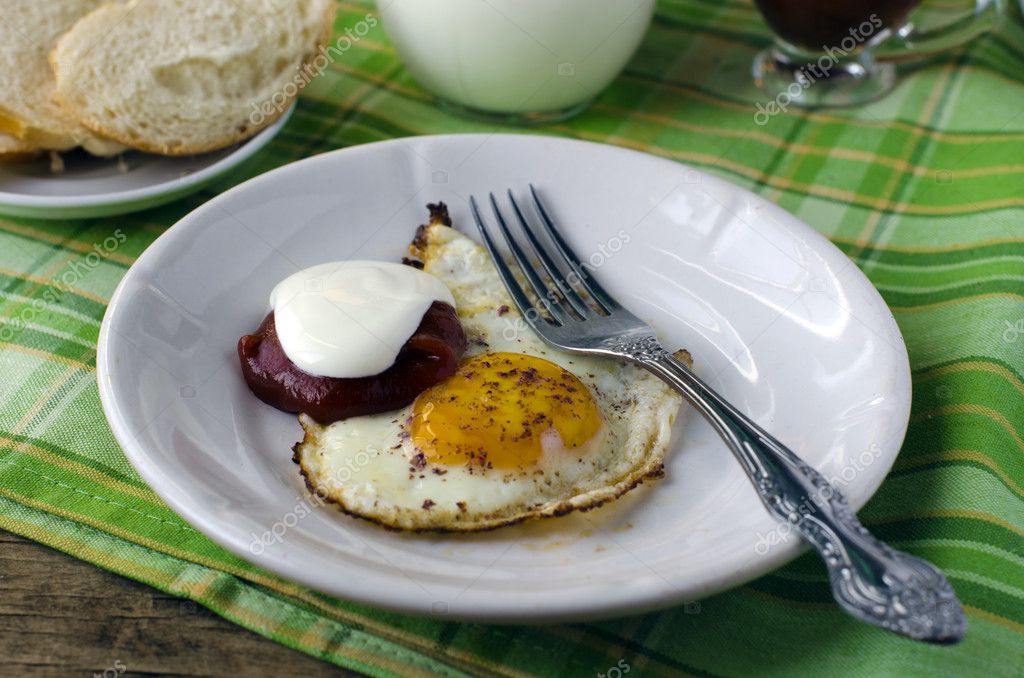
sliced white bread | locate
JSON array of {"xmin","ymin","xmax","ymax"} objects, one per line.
[
  {"xmin": 52, "ymin": 0, "xmax": 337, "ymax": 156},
  {"xmin": 0, "ymin": 0, "xmax": 125, "ymax": 155},
  {"xmin": 0, "ymin": 133, "xmax": 39, "ymax": 161}
]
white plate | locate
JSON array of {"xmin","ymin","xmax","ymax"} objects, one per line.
[
  {"xmin": 97, "ymin": 134, "xmax": 911, "ymax": 622},
  {"xmin": 0, "ymin": 106, "xmax": 293, "ymax": 220}
]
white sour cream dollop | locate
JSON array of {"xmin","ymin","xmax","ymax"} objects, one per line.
[{"xmin": 269, "ymin": 261, "xmax": 455, "ymax": 379}]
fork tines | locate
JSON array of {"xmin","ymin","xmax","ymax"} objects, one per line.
[{"xmin": 470, "ymin": 185, "xmax": 618, "ymax": 328}]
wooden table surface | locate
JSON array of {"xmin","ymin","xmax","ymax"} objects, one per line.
[{"xmin": 0, "ymin": 530, "xmax": 359, "ymax": 677}]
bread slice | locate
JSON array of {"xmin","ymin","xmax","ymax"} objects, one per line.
[
  {"xmin": 0, "ymin": 1, "xmax": 124, "ymax": 155},
  {"xmin": 0, "ymin": 133, "xmax": 39, "ymax": 162},
  {"xmin": 52, "ymin": 0, "xmax": 337, "ymax": 156}
]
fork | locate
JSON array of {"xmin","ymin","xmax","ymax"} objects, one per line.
[{"xmin": 470, "ymin": 186, "xmax": 966, "ymax": 644}]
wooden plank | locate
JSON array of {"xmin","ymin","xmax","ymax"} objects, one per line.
[{"xmin": 0, "ymin": 530, "xmax": 357, "ymax": 677}]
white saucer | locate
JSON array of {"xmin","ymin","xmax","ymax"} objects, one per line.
[{"xmin": 0, "ymin": 106, "xmax": 293, "ymax": 220}]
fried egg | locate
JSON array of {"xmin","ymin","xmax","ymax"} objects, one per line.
[{"xmin": 293, "ymin": 214, "xmax": 686, "ymax": 532}]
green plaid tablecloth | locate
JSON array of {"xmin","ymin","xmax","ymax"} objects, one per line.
[{"xmin": 2, "ymin": 1, "xmax": 1022, "ymax": 676}]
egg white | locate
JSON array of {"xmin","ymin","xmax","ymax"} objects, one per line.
[{"xmin": 293, "ymin": 213, "xmax": 686, "ymax": 532}]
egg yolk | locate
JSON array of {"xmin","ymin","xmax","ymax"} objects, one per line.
[{"xmin": 410, "ymin": 352, "xmax": 603, "ymax": 470}]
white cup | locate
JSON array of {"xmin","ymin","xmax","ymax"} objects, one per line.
[{"xmin": 376, "ymin": 0, "xmax": 655, "ymax": 122}]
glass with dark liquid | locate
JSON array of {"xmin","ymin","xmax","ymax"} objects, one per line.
[{"xmin": 750, "ymin": 0, "xmax": 996, "ymax": 108}]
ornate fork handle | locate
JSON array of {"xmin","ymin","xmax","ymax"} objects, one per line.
[{"xmin": 607, "ymin": 334, "xmax": 966, "ymax": 644}]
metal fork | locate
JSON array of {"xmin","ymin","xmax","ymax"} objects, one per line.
[{"xmin": 470, "ymin": 186, "xmax": 965, "ymax": 644}]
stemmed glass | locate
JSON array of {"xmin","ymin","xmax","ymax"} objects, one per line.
[{"xmin": 751, "ymin": 0, "xmax": 998, "ymax": 108}]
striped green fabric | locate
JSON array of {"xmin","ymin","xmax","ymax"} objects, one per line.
[{"xmin": 1, "ymin": 1, "xmax": 1022, "ymax": 675}]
